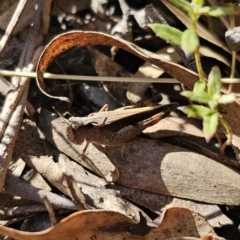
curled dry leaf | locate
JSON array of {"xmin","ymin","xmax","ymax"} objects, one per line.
[
  {"xmin": 170, "ymin": 198, "xmax": 233, "ymax": 228},
  {"xmin": 0, "ymin": 207, "xmax": 223, "ymax": 240},
  {"xmin": 36, "ymin": 31, "xmax": 200, "ymax": 102}
]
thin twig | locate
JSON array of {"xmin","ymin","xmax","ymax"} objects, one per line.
[
  {"xmin": 228, "ymin": 7, "xmax": 236, "ymax": 94},
  {"xmin": 3, "ymin": 174, "xmax": 81, "ymax": 210},
  {"xmin": 0, "ymin": 0, "xmax": 29, "ymax": 54},
  {"xmin": 0, "ymin": 70, "xmax": 178, "ymax": 83},
  {"xmin": 43, "ymin": 196, "xmax": 57, "ymax": 225},
  {"xmin": 1, "ymin": 70, "xmax": 240, "ymax": 83}
]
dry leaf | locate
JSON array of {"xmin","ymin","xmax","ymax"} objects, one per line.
[
  {"xmin": 36, "ymin": 31, "xmax": 200, "ymax": 102},
  {"xmin": 143, "ymin": 116, "xmax": 204, "ymax": 138},
  {"xmin": 0, "ymin": 207, "xmax": 223, "ymax": 240},
  {"xmin": 91, "ymin": 48, "xmax": 131, "ymax": 105},
  {"xmin": 170, "ymin": 198, "xmax": 233, "ymax": 228},
  {"xmin": 148, "ymin": 206, "xmax": 224, "ymax": 240},
  {"xmin": 105, "ymin": 137, "xmax": 240, "ymax": 205},
  {"xmin": 23, "ymin": 154, "xmax": 143, "ymax": 220},
  {"xmin": 111, "ymin": 184, "xmax": 232, "ymax": 228}
]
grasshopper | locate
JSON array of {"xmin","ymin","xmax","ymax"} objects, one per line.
[
  {"xmin": 65, "ymin": 102, "xmax": 178, "ymax": 157},
  {"xmin": 66, "ymin": 94, "xmax": 164, "ymax": 129}
]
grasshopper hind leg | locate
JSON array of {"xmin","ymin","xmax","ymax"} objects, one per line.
[{"xmin": 81, "ymin": 141, "xmax": 90, "ymax": 157}]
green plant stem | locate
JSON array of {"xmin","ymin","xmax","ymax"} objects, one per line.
[
  {"xmin": 228, "ymin": 50, "xmax": 236, "ymax": 94},
  {"xmin": 191, "ymin": 11, "xmax": 205, "ymax": 82},
  {"xmin": 219, "ymin": 115, "xmax": 233, "ymax": 155},
  {"xmin": 194, "ymin": 49, "xmax": 205, "ymax": 81}
]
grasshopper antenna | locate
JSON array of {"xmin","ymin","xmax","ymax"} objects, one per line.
[{"xmin": 52, "ymin": 106, "xmax": 71, "ymax": 126}]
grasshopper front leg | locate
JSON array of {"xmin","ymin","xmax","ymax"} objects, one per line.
[{"xmin": 66, "ymin": 125, "xmax": 91, "ymax": 157}]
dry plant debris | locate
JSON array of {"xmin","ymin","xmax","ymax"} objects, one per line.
[{"xmin": 0, "ymin": 0, "xmax": 240, "ymax": 239}]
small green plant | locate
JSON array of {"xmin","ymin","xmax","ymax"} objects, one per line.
[{"xmin": 150, "ymin": 0, "xmax": 235, "ymax": 154}]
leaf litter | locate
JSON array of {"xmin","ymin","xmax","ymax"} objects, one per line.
[{"xmin": 0, "ymin": 0, "xmax": 240, "ymax": 239}]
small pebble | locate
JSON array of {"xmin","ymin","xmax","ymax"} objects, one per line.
[{"xmin": 225, "ymin": 26, "xmax": 240, "ymax": 51}]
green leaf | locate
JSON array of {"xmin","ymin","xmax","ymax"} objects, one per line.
[
  {"xmin": 193, "ymin": 0, "xmax": 204, "ymax": 7},
  {"xmin": 218, "ymin": 94, "xmax": 236, "ymax": 104},
  {"xmin": 203, "ymin": 112, "xmax": 219, "ymax": 142},
  {"xmin": 193, "ymin": 80, "xmax": 206, "ymax": 93},
  {"xmin": 181, "ymin": 91, "xmax": 211, "ymax": 104},
  {"xmin": 169, "ymin": 0, "xmax": 192, "ymax": 13},
  {"xmin": 149, "ymin": 24, "xmax": 183, "ymax": 45},
  {"xmin": 180, "ymin": 106, "xmax": 200, "ymax": 118},
  {"xmin": 208, "ymin": 66, "xmax": 221, "ymax": 96},
  {"xmin": 182, "ymin": 105, "xmax": 220, "ymax": 142},
  {"xmin": 208, "ymin": 99, "xmax": 219, "ymax": 110},
  {"xmin": 181, "ymin": 29, "xmax": 199, "ymax": 53},
  {"xmin": 181, "ymin": 105, "xmax": 214, "ymax": 118},
  {"xmin": 200, "ymin": 6, "xmax": 234, "ymax": 17}
]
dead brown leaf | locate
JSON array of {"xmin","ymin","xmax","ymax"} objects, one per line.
[
  {"xmin": 36, "ymin": 31, "xmax": 200, "ymax": 102},
  {"xmin": 143, "ymin": 116, "xmax": 204, "ymax": 138},
  {"xmin": 111, "ymin": 185, "xmax": 232, "ymax": 228},
  {"xmin": 23, "ymin": 154, "xmax": 143, "ymax": 219},
  {"xmin": 105, "ymin": 137, "xmax": 240, "ymax": 205},
  {"xmin": 0, "ymin": 207, "xmax": 223, "ymax": 240}
]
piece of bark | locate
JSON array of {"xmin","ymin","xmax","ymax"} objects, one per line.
[
  {"xmin": 0, "ymin": 87, "xmax": 29, "ymax": 191},
  {"xmin": 0, "ymin": 0, "xmax": 29, "ymax": 54}
]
